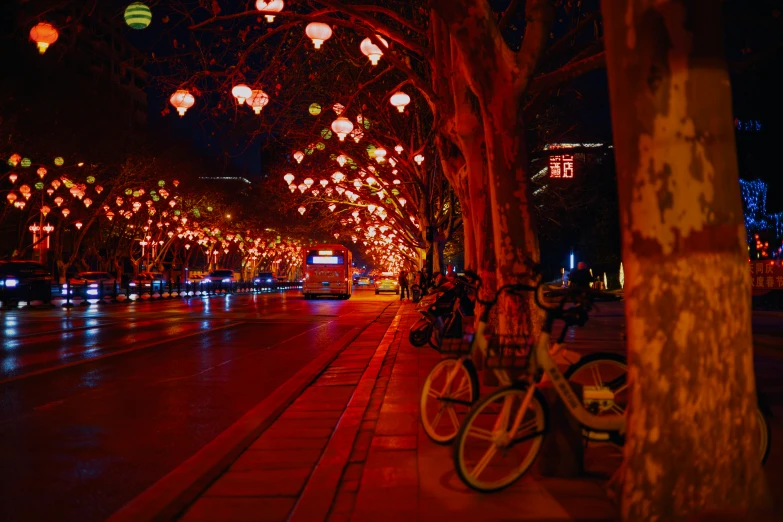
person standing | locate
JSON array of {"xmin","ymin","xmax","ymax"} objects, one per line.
[
  {"xmin": 569, "ymin": 262, "xmax": 592, "ymax": 290},
  {"xmin": 398, "ymin": 269, "xmax": 410, "ymax": 300}
]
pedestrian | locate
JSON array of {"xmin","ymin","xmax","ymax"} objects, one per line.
[
  {"xmin": 569, "ymin": 261, "xmax": 592, "ymax": 290},
  {"xmin": 398, "ymin": 269, "xmax": 410, "ymax": 300}
]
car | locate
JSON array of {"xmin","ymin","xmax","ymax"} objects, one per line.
[
  {"xmin": 186, "ymin": 274, "xmax": 206, "ymax": 285},
  {"xmin": 254, "ymin": 272, "xmax": 276, "ymax": 288},
  {"xmin": 67, "ymin": 271, "xmax": 117, "ymax": 297},
  {"xmin": 129, "ymin": 271, "xmax": 167, "ymax": 291},
  {"xmin": 358, "ymin": 277, "xmax": 371, "ymax": 286},
  {"xmin": 207, "ymin": 269, "xmax": 236, "ymax": 283},
  {"xmin": 0, "ymin": 260, "xmax": 52, "ymax": 304},
  {"xmin": 375, "ymin": 275, "xmax": 399, "ymax": 295},
  {"xmin": 276, "ymin": 275, "xmax": 288, "ymax": 283}
]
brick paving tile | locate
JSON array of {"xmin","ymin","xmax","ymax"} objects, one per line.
[
  {"xmin": 370, "ymin": 435, "xmax": 417, "ymax": 451},
  {"xmin": 269, "ymin": 418, "xmax": 339, "ymax": 430},
  {"xmin": 280, "ymin": 409, "xmax": 345, "ymax": 420},
  {"xmin": 330, "ymin": 490, "xmax": 358, "ymax": 514},
  {"xmin": 326, "ymin": 513, "xmax": 352, "ymax": 522},
  {"xmin": 359, "ymin": 419, "xmax": 377, "ymax": 431},
  {"xmin": 342, "ymin": 462, "xmax": 364, "ymax": 482},
  {"xmin": 348, "ymin": 430, "xmax": 374, "ymax": 463},
  {"xmin": 362, "ymin": 410, "xmax": 380, "ymax": 421},
  {"xmin": 260, "ymin": 425, "xmax": 334, "ymax": 439},
  {"xmin": 286, "ymin": 400, "xmax": 350, "ymax": 412},
  {"xmin": 249, "ymin": 435, "xmax": 329, "ymax": 451},
  {"xmin": 230, "ymin": 449, "xmax": 323, "ymax": 471},
  {"xmin": 351, "ymin": 486, "xmax": 418, "ymax": 522},
  {"xmin": 180, "ymin": 497, "xmax": 297, "ymax": 522},
  {"xmin": 338, "ymin": 479, "xmax": 360, "ymax": 493},
  {"xmin": 205, "ymin": 468, "xmax": 311, "ymax": 497},
  {"xmin": 359, "ymin": 450, "xmax": 418, "ymax": 489}
]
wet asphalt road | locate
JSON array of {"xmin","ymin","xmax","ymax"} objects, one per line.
[{"xmin": 0, "ymin": 288, "xmax": 396, "ymax": 522}]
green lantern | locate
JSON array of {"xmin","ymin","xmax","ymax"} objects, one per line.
[
  {"xmin": 133, "ymin": 190, "xmax": 140, "ymax": 197},
  {"xmin": 158, "ymin": 180, "xmax": 165, "ymax": 187},
  {"xmin": 150, "ymin": 189, "xmax": 157, "ymax": 195},
  {"xmin": 35, "ymin": 182, "xmax": 44, "ymax": 190},
  {"xmin": 21, "ymin": 158, "xmax": 31, "ymax": 168},
  {"xmin": 392, "ymin": 188, "xmax": 400, "ymax": 195},
  {"xmin": 174, "ymin": 210, "xmax": 181, "ymax": 216},
  {"xmin": 54, "ymin": 157, "xmax": 64, "ymax": 166},
  {"xmin": 363, "ymin": 117, "xmax": 372, "ymax": 130},
  {"xmin": 86, "ymin": 176, "xmax": 96, "ymax": 184},
  {"xmin": 193, "ymin": 208, "xmax": 201, "ymax": 218},
  {"xmin": 366, "ymin": 144, "xmax": 376, "ymax": 158},
  {"xmin": 125, "ymin": 188, "xmax": 133, "ymax": 195},
  {"xmin": 152, "ymin": 195, "xmax": 160, "ymax": 202},
  {"xmin": 207, "ymin": 206, "xmax": 213, "ymax": 212},
  {"xmin": 309, "ymin": 103, "xmax": 321, "ymax": 115},
  {"xmin": 63, "ymin": 179, "xmax": 74, "ymax": 188},
  {"xmin": 320, "ymin": 128, "xmax": 332, "ymax": 140},
  {"xmin": 125, "ymin": 2, "xmax": 152, "ymax": 30}
]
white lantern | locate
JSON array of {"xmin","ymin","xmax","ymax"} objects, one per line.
[
  {"xmin": 398, "ymin": 197, "xmax": 407, "ymax": 207},
  {"xmin": 373, "ymin": 148, "xmax": 386, "ymax": 163},
  {"xmin": 305, "ymin": 22, "xmax": 332, "ymax": 49},
  {"xmin": 298, "ymin": 206, "xmax": 306, "ymax": 215},
  {"xmin": 414, "ymin": 154, "xmax": 424, "ymax": 165},
  {"xmin": 283, "ymin": 173, "xmax": 295, "ymax": 184},
  {"xmin": 336, "ymin": 155, "xmax": 347, "ymax": 167},
  {"xmin": 288, "ymin": 184, "xmax": 297, "ymax": 193},
  {"xmin": 298, "ymin": 183, "xmax": 307, "ymax": 193},
  {"xmin": 319, "ymin": 179, "xmax": 328, "ymax": 188},
  {"xmin": 331, "ymin": 171, "xmax": 345, "ymax": 183},
  {"xmin": 390, "ymin": 91, "xmax": 410, "ymax": 113},
  {"xmin": 328, "ymin": 204, "xmax": 336, "ymax": 212},
  {"xmin": 303, "ymin": 178, "xmax": 314, "ymax": 188},
  {"xmin": 395, "ymin": 144, "xmax": 403, "ymax": 154},
  {"xmin": 360, "ymin": 35, "xmax": 388, "ymax": 66},
  {"xmin": 256, "ymin": 0, "xmax": 284, "ymax": 22},
  {"xmin": 170, "ymin": 89, "xmax": 195, "ymax": 116},
  {"xmin": 293, "ymin": 151, "xmax": 304, "ymax": 163},
  {"xmin": 331, "ymin": 117, "xmax": 354, "ymax": 141},
  {"xmin": 232, "ymin": 84, "xmax": 252, "ymax": 104}
]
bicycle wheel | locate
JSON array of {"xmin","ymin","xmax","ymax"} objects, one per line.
[
  {"xmin": 755, "ymin": 404, "xmax": 771, "ymax": 464},
  {"xmin": 420, "ymin": 358, "xmax": 479, "ymax": 444},
  {"xmin": 564, "ymin": 352, "xmax": 628, "ymax": 442},
  {"xmin": 454, "ymin": 385, "xmax": 548, "ymax": 492}
]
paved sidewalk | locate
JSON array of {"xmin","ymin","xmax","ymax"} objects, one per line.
[{"xmin": 175, "ymin": 301, "xmax": 622, "ymax": 522}]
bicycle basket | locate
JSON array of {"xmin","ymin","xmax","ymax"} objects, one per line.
[
  {"xmin": 434, "ymin": 315, "xmax": 474, "ymax": 356},
  {"xmin": 485, "ymin": 332, "xmax": 534, "ymax": 369}
]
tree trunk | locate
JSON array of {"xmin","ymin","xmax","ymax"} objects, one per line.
[{"xmin": 602, "ymin": 1, "xmax": 770, "ymax": 519}]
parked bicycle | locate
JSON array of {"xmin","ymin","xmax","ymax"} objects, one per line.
[
  {"xmin": 420, "ymin": 271, "xmax": 628, "ymax": 446},
  {"xmin": 450, "ymin": 276, "xmax": 771, "ymax": 492}
]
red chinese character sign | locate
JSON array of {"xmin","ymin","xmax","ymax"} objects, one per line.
[
  {"xmin": 549, "ymin": 154, "xmax": 575, "ymax": 179},
  {"xmin": 750, "ymin": 261, "xmax": 783, "ymax": 295}
]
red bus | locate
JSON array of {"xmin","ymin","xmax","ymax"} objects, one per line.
[{"xmin": 303, "ymin": 244, "xmax": 353, "ymax": 299}]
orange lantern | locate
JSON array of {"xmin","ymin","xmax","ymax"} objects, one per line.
[
  {"xmin": 30, "ymin": 23, "xmax": 59, "ymax": 54},
  {"xmin": 170, "ymin": 90, "xmax": 195, "ymax": 116},
  {"xmin": 62, "ymin": 208, "xmax": 70, "ymax": 218},
  {"xmin": 7, "ymin": 192, "xmax": 17, "ymax": 204},
  {"xmin": 247, "ymin": 90, "xmax": 270, "ymax": 114},
  {"xmin": 37, "ymin": 167, "xmax": 47, "ymax": 178}
]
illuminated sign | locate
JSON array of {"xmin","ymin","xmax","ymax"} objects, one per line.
[
  {"xmin": 549, "ymin": 154, "xmax": 575, "ymax": 179},
  {"xmin": 312, "ymin": 256, "xmax": 340, "ymax": 265},
  {"xmin": 750, "ymin": 262, "xmax": 783, "ymax": 296},
  {"xmin": 318, "ymin": 250, "xmax": 334, "ymax": 255}
]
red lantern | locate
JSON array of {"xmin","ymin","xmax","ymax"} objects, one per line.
[
  {"xmin": 170, "ymin": 90, "xmax": 195, "ymax": 116},
  {"xmin": 30, "ymin": 23, "xmax": 59, "ymax": 54},
  {"xmin": 248, "ymin": 90, "xmax": 270, "ymax": 114}
]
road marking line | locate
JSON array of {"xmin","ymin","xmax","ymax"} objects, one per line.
[{"xmin": 0, "ymin": 322, "xmax": 243, "ymax": 386}]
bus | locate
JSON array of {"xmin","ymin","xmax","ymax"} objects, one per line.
[{"xmin": 303, "ymin": 244, "xmax": 353, "ymax": 299}]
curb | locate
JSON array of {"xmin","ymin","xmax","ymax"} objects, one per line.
[
  {"xmin": 107, "ymin": 303, "xmax": 393, "ymax": 522},
  {"xmin": 289, "ymin": 307, "xmax": 403, "ymax": 522}
]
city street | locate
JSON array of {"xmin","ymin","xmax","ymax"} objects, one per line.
[{"xmin": 0, "ymin": 287, "xmax": 396, "ymax": 522}]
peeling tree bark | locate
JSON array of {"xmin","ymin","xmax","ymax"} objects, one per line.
[{"xmin": 602, "ymin": 1, "xmax": 770, "ymax": 519}]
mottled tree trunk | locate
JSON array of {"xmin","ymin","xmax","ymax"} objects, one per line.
[{"xmin": 602, "ymin": 1, "xmax": 769, "ymax": 519}]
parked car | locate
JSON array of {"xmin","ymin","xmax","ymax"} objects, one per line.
[
  {"xmin": 206, "ymin": 269, "xmax": 236, "ymax": 284},
  {"xmin": 186, "ymin": 274, "xmax": 206, "ymax": 285},
  {"xmin": 129, "ymin": 272, "xmax": 166, "ymax": 291},
  {"xmin": 0, "ymin": 260, "xmax": 52, "ymax": 304},
  {"xmin": 358, "ymin": 277, "xmax": 371, "ymax": 286},
  {"xmin": 67, "ymin": 272, "xmax": 117, "ymax": 297},
  {"xmin": 255, "ymin": 271, "xmax": 276, "ymax": 288},
  {"xmin": 375, "ymin": 274, "xmax": 399, "ymax": 295}
]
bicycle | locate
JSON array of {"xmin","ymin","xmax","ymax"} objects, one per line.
[
  {"xmin": 420, "ymin": 271, "xmax": 628, "ymax": 445},
  {"xmin": 451, "ymin": 279, "xmax": 772, "ymax": 492}
]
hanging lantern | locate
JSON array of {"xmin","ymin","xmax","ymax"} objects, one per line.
[
  {"xmin": 54, "ymin": 196, "xmax": 64, "ymax": 207},
  {"xmin": 373, "ymin": 148, "xmax": 387, "ymax": 163},
  {"xmin": 6, "ymin": 192, "xmax": 17, "ymax": 204},
  {"xmin": 248, "ymin": 89, "xmax": 270, "ymax": 114},
  {"xmin": 328, "ymin": 204, "xmax": 336, "ymax": 212},
  {"xmin": 360, "ymin": 36, "xmax": 388, "ymax": 65},
  {"xmin": 51, "ymin": 179, "xmax": 61, "ymax": 190},
  {"xmin": 232, "ymin": 84, "xmax": 252, "ymax": 104},
  {"xmin": 8, "ymin": 154, "xmax": 21, "ymax": 167},
  {"xmin": 106, "ymin": 211, "xmax": 115, "ymax": 221},
  {"xmin": 288, "ymin": 184, "xmax": 297, "ymax": 193},
  {"xmin": 414, "ymin": 154, "xmax": 424, "ymax": 165},
  {"xmin": 336, "ymin": 155, "xmax": 348, "ymax": 167},
  {"xmin": 256, "ymin": 0, "xmax": 284, "ymax": 22},
  {"xmin": 41, "ymin": 205, "xmax": 51, "ymax": 216},
  {"xmin": 29, "ymin": 23, "xmax": 59, "ymax": 54},
  {"xmin": 303, "ymin": 178, "xmax": 314, "ymax": 188},
  {"xmin": 95, "ymin": 185, "xmax": 104, "ymax": 194},
  {"xmin": 353, "ymin": 179, "xmax": 362, "ymax": 189},
  {"xmin": 170, "ymin": 90, "xmax": 195, "ymax": 116},
  {"xmin": 331, "ymin": 117, "xmax": 353, "ymax": 141},
  {"xmin": 331, "ymin": 171, "xmax": 345, "ymax": 183},
  {"xmin": 306, "ymin": 22, "xmax": 332, "ymax": 49},
  {"xmin": 394, "ymin": 145, "xmax": 404, "ymax": 154},
  {"xmin": 319, "ymin": 179, "xmax": 328, "ymax": 188},
  {"xmin": 284, "ymin": 173, "xmax": 295, "ymax": 184},
  {"xmin": 312, "ymin": 189, "xmax": 320, "ymax": 196},
  {"xmin": 367, "ymin": 204, "xmax": 376, "ymax": 214},
  {"xmin": 54, "ymin": 157, "xmax": 64, "ymax": 166},
  {"xmin": 46, "ymin": 188, "xmax": 54, "ymax": 196},
  {"xmin": 293, "ymin": 151, "xmax": 304, "ymax": 164},
  {"xmin": 62, "ymin": 208, "xmax": 70, "ymax": 218},
  {"xmin": 75, "ymin": 222, "xmax": 83, "ymax": 230},
  {"xmin": 298, "ymin": 206, "xmax": 306, "ymax": 215},
  {"xmin": 36, "ymin": 167, "xmax": 47, "ymax": 178},
  {"xmin": 308, "ymin": 103, "xmax": 321, "ymax": 115},
  {"xmin": 21, "ymin": 158, "xmax": 31, "ymax": 168},
  {"xmin": 9, "ymin": 173, "xmax": 17, "ymax": 183},
  {"xmin": 298, "ymin": 183, "xmax": 307, "ymax": 193},
  {"xmin": 398, "ymin": 197, "xmax": 407, "ymax": 207},
  {"xmin": 173, "ymin": 180, "xmax": 180, "ymax": 187},
  {"xmin": 334, "ymin": 233, "xmax": 340, "ymax": 239},
  {"xmin": 84, "ymin": 198, "xmax": 93, "ymax": 208},
  {"xmin": 390, "ymin": 91, "xmax": 411, "ymax": 113},
  {"xmin": 20, "ymin": 184, "xmax": 31, "ymax": 195},
  {"xmin": 124, "ymin": 2, "xmax": 153, "ymax": 30},
  {"xmin": 169, "ymin": 200, "xmax": 177, "ymax": 208}
]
